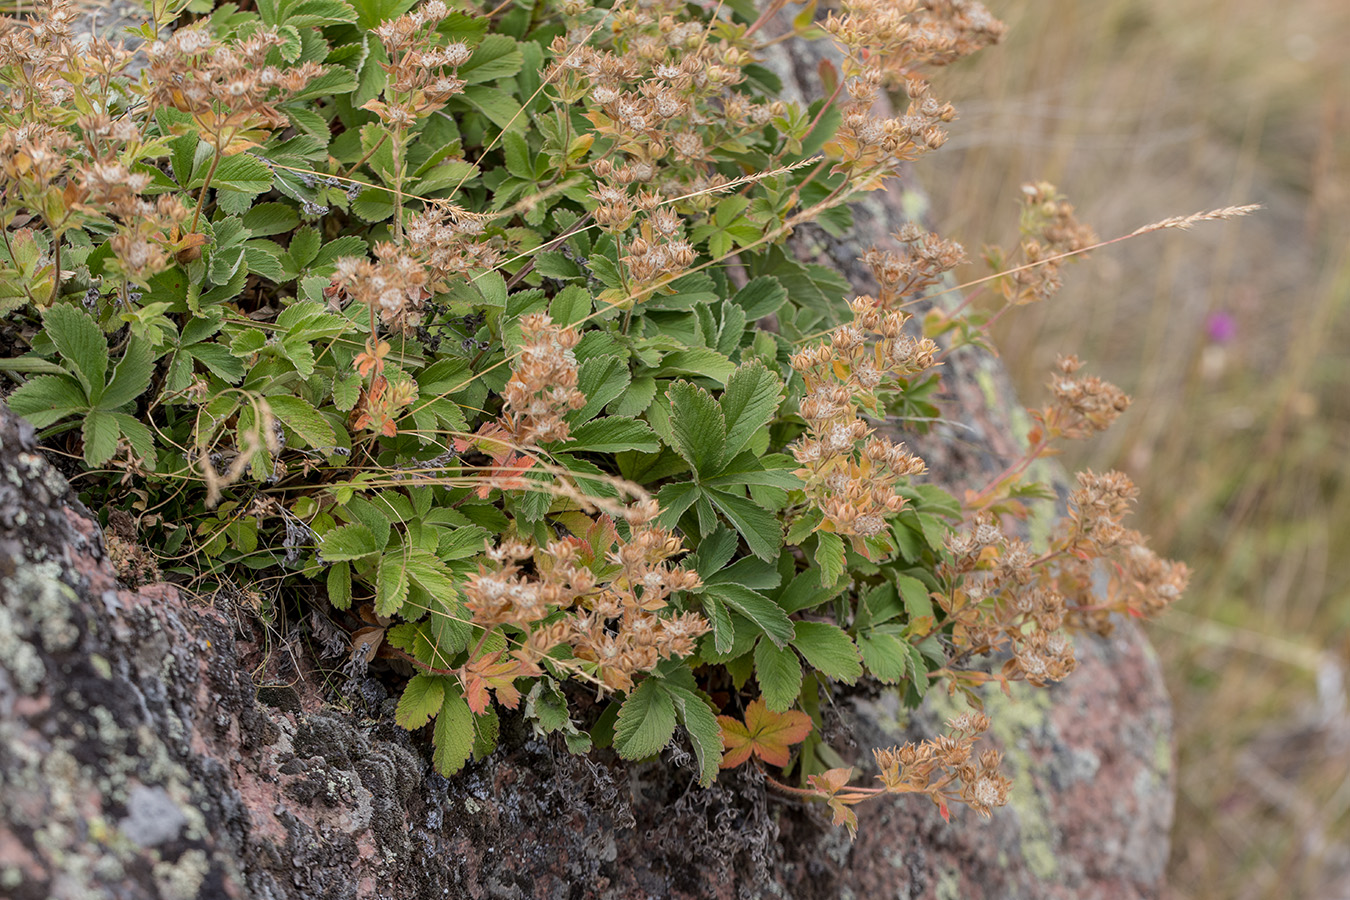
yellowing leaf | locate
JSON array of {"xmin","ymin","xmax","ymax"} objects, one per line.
[{"xmin": 717, "ymin": 696, "xmax": 813, "ymax": 769}]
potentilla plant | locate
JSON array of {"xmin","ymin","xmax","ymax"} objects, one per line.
[{"xmin": 0, "ymin": 0, "xmax": 1229, "ymax": 832}]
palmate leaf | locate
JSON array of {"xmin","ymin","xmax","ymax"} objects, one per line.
[{"xmin": 718, "ymin": 696, "xmax": 813, "ymax": 769}]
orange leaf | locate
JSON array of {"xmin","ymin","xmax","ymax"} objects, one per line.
[{"xmin": 717, "ymin": 696, "xmax": 813, "ymax": 769}]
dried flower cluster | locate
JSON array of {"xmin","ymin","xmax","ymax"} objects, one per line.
[
  {"xmin": 873, "ymin": 712, "xmax": 1010, "ymax": 816},
  {"xmin": 791, "ymin": 294, "xmax": 937, "ymax": 539},
  {"xmin": 463, "ymin": 501, "xmax": 707, "ymax": 693},
  {"xmin": 1001, "ymin": 181, "xmax": 1100, "ymax": 304},
  {"xmin": 145, "ymin": 26, "xmax": 322, "ymax": 154},
  {"xmin": 500, "ymin": 314, "xmax": 587, "ymax": 445},
  {"xmin": 364, "ymin": 0, "xmax": 470, "ymax": 127},
  {"xmin": 1035, "ymin": 354, "xmax": 1132, "ymax": 440}
]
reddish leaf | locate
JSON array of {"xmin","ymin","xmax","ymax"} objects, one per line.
[
  {"xmin": 459, "ymin": 651, "xmax": 537, "ymax": 714},
  {"xmin": 717, "ymin": 696, "xmax": 813, "ymax": 769}
]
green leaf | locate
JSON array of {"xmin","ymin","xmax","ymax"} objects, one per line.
[
  {"xmin": 754, "ymin": 638, "xmax": 802, "ymax": 712},
  {"xmin": 858, "ymin": 632, "xmax": 909, "ymax": 684},
  {"xmin": 461, "ymin": 85, "xmax": 525, "ymax": 132},
  {"xmin": 318, "ymin": 523, "xmax": 379, "ymax": 561},
  {"xmin": 81, "ymin": 409, "xmax": 119, "ymax": 466},
  {"xmin": 243, "ymin": 203, "xmax": 301, "ymax": 237},
  {"xmin": 460, "ymin": 35, "xmax": 523, "ymax": 84},
  {"xmin": 614, "ymin": 677, "xmax": 677, "ymax": 760},
  {"xmin": 288, "ymin": 66, "xmax": 360, "ymax": 102},
  {"xmin": 404, "ymin": 548, "xmax": 457, "ymax": 598},
  {"xmin": 668, "ymin": 381, "xmax": 726, "ymax": 478},
  {"xmin": 690, "ymin": 526, "xmax": 738, "ymax": 580},
  {"xmin": 572, "ymin": 356, "xmax": 630, "ymax": 425},
  {"xmin": 733, "ymin": 276, "xmax": 788, "ymax": 320},
  {"xmin": 668, "ymin": 684, "xmax": 723, "ymax": 787},
  {"xmin": 43, "ymin": 304, "xmax": 106, "ymax": 396},
  {"xmin": 432, "ymin": 690, "xmax": 475, "ymax": 776},
  {"xmin": 895, "ymin": 574, "xmax": 935, "ymax": 621},
  {"xmin": 99, "ymin": 338, "xmax": 153, "ymax": 409},
  {"xmin": 702, "ymin": 592, "xmax": 735, "ymax": 655},
  {"xmin": 719, "ymin": 360, "xmax": 783, "ymax": 460},
  {"xmin": 777, "ymin": 569, "xmax": 842, "ymax": 614},
  {"xmin": 5, "ymin": 374, "xmax": 88, "ymax": 426},
  {"xmin": 327, "ymin": 562, "xmax": 352, "ymax": 610},
  {"xmin": 283, "ymin": 0, "xmax": 358, "ymax": 27},
  {"xmin": 376, "ymin": 552, "xmax": 410, "ymax": 616},
  {"xmin": 707, "ymin": 488, "xmax": 782, "ymax": 561},
  {"xmin": 548, "ymin": 284, "xmax": 591, "ymax": 325},
  {"xmin": 791, "ymin": 621, "xmax": 863, "ymax": 684},
  {"xmin": 110, "ymin": 414, "xmax": 156, "ymax": 468},
  {"xmin": 561, "ymin": 416, "xmax": 659, "ymax": 454},
  {"xmin": 396, "ymin": 674, "xmax": 447, "ymax": 730},
  {"xmin": 814, "ymin": 531, "xmax": 846, "ymax": 586},
  {"xmin": 195, "ymin": 153, "xmax": 273, "ymax": 194},
  {"xmin": 265, "ymin": 395, "xmax": 336, "ymax": 450},
  {"xmin": 707, "ymin": 583, "xmax": 794, "ymax": 648}
]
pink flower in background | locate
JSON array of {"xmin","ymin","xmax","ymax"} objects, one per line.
[{"xmin": 1206, "ymin": 312, "xmax": 1237, "ymax": 344}]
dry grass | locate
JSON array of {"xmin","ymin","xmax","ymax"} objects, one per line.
[{"xmin": 921, "ymin": 1, "xmax": 1350, "ymax": 897}]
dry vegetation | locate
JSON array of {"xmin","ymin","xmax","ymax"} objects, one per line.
[{"xmin": 921, "ymin": 1, "xmax": 1350, "ymax": 897}]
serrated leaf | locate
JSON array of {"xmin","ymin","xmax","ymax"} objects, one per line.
[
  {"xmin": 573, "ymin": 356, "xmax": 630, "ymax": 425},
  {"xmin": 690, "ymin": 526, "xmax": 738, "ymax": 580},
  {"xmin": 432, "ymin": 690, "xmax": 475, "ymax": 776},
  {"xmin": 376, "ymin": 551, "xmax": 409, "ymax": 617},
  {"xmin": 614, "ymin": 677, "xmax": 676, "ymax": 760},
  {"xmin": 858, "ymin": 632, "xmax": 910, "ymax": 684},
  {"xmin": 81, "ymin": 409, "xmax": 119, "ymax": 466},
  {"xmin": 668, "ymin": 684, "xmax": 723, "ymax": 788},
  {"xmin": 265, "ymin": 395, "xmax": 335, "ymax": 450},
  {"xmin": 754, "ymin": 639, "xmax": 802, "ymax": 712},
  {"xmin": 396, "ymin": 674, "xmax": 447, "ymax": 729},
  {"xmin": 719, "ymin": 360, "xmax": 783, "ymax": 460},
  {"xmin": 99, "ymin": 338, "xmax": 153, "ymax": 409},
  {"xmin": 560, "ymin": 416, "xmax": 659, "ymax": 453},
  {"xmin": 460, "ymin": 35, "xmax": 523, "ymax": 84},
  {"xmin": 895, "ymin": 574, "xmax": 934, "ymax": 621},
  {"xmin": 327, "ymin": 562, "xmax": 352, "ymax": 609},
  {"xmin": 461, "ymin": 85, "xmax": 524, "ymax": 132},
  {"xmin": 733, "ymin": 276, "xmax": 788, "ymax": 320},
  {"xmin": 196, "ymin": 153, "xmax": 273, "ymax": 194},
  {"xmin": 43, "ymin": 303, "xmax": 106, "ymax": 396},
  {"xmin": 814, "ymin": 531, "xmax": 846, "ymax": 586},
  {"xmin": 707, "ymin": 583, "xmax": 794, "ymax": 648},
  {"xmin": 718, "ymin": 696, "xmax": 812, "ymax": 769},
  {"xmin": 6, "ymin": 374, "xmax": 87, "ymax": 427},
  {"xmin": 707, "ymin": 488, "xmax": 781, "ymax": 561},
  {"xmin": 703, "ymin": 592, "xmax": 735, "ymax": 655},
  {"xmin": 318, "ymin": 523, "xmax": 379, "ymax": 561},
  {"xmin": 668, "ymin": 381, "xmax": 726, "ymax": 478},
  {"xmin": 548, "ymin": 284, "xmax": 590, "ymax": 324},
  {"xmin": 791, "ymin": 621, "xmax": 862, "ymax": 684}
]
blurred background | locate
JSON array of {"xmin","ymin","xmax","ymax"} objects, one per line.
[{"xmin": 922, "ymin": 1, "xmax": 1350, "ymax": 897}]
